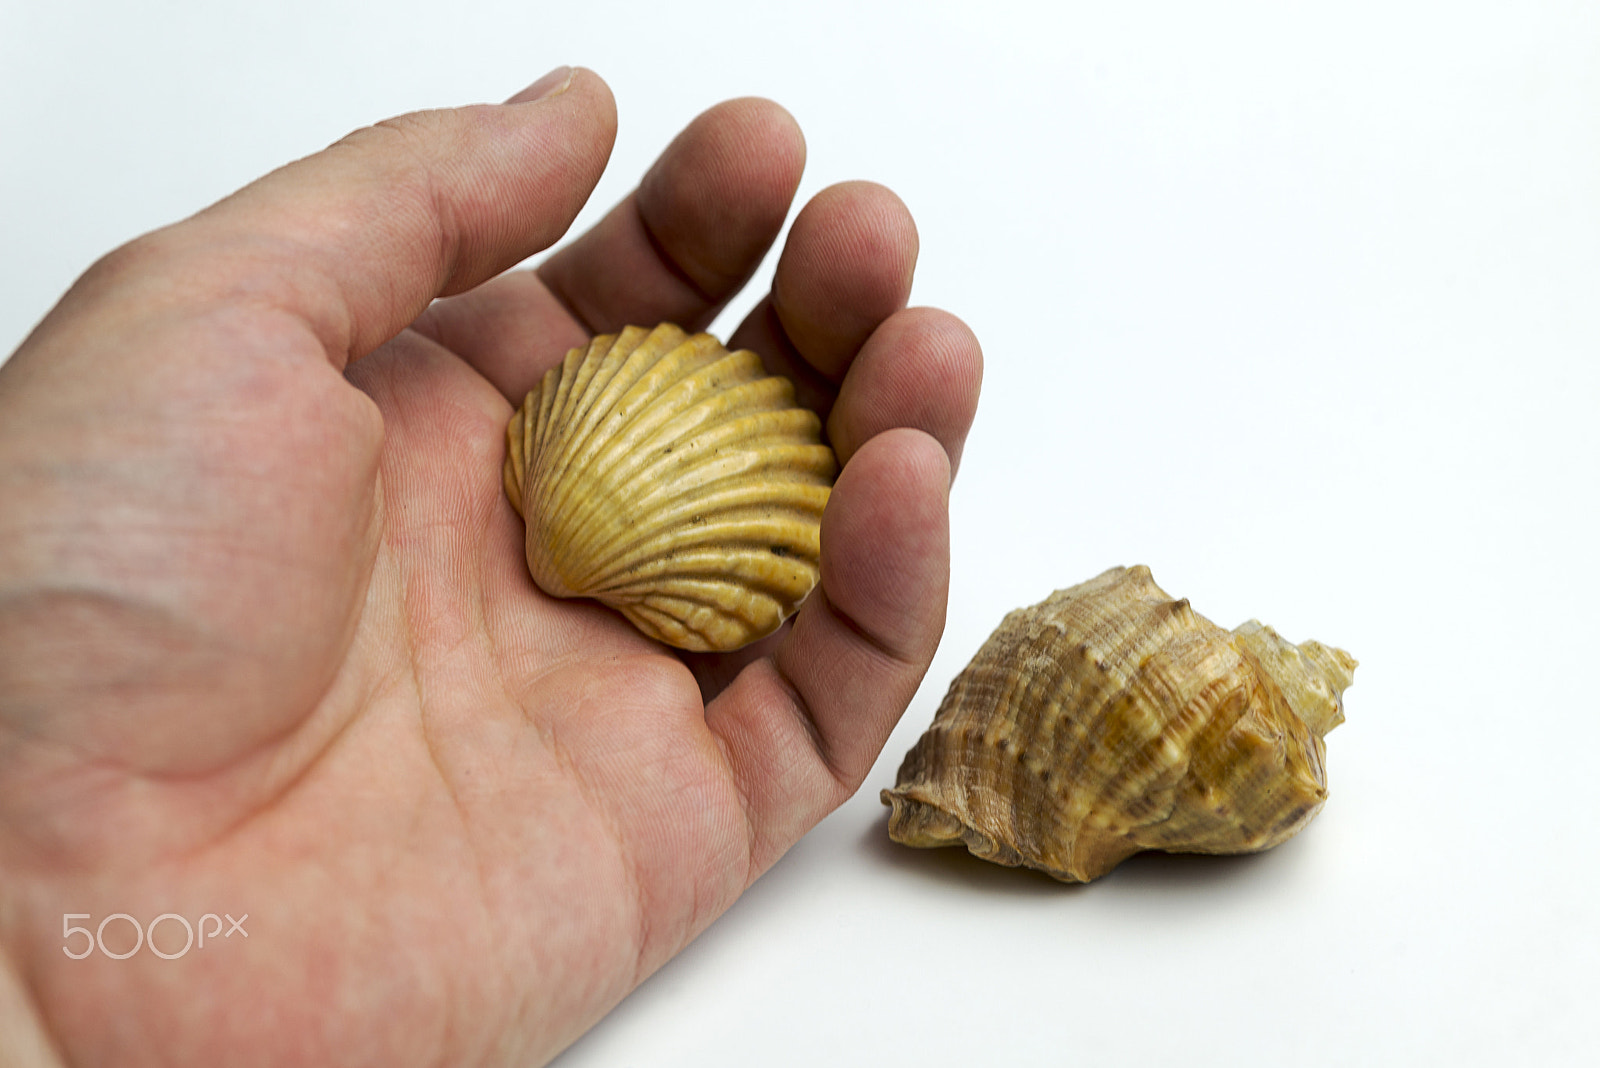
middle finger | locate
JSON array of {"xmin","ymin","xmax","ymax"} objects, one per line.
[{"xmin": 415, "ymin": 97, "xmax": 806, "ymax": 401}]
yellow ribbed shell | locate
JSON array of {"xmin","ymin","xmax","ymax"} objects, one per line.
[
  {"xmin": 503, "ymin": 323, "xmax": 837, "ymax": 652},
  {"xmin": 882, "ymin": 565, "xmax": 1357, "ymax": 882}
]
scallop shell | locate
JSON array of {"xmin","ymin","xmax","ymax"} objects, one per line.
[
  {"xmin": 503, "ymin": 323, "xmax": 837, "ymax": 652},
  {"xmin": 882, "ymin": 565, "xmax": 1356, "ymax": 882}
]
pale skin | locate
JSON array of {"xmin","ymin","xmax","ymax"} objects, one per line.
[{"xmin": 0, "ymin": 68, "xmax": 982, "ymax": 1065}]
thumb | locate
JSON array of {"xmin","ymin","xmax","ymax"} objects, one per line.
[{"xmin": 170, "ymin": 66, "xmax": 617, "ymax": 365}]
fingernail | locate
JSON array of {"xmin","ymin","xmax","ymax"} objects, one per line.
[{"xmin": 511, "ymin": 66, "xmax": 574, "ymax": 104}]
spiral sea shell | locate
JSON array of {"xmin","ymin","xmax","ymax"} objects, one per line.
[
  {"xmin": 503, "ymin": 323, "xmax": 837, "ymax": 652},
  {"xmin": 882, "ymin": 566, "xmax": 1356, "ymax": 882}
]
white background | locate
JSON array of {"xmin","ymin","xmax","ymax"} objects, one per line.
[{"xmin": 4, "ymin": 1, "xmax": 1597, "ymax": 1064}]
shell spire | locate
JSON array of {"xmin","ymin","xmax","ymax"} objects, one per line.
[
  {"xmin": 504, "ymin": 323, "xmax": 837, "ymax": 652},
  {"xmin": 882, "ymin": 565, "xmax": 1357, "ymax": 882}
]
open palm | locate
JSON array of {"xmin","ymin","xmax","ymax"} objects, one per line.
[{"xmin": 0, "ymin": 69, "xmax": 981, "ymax": 1066}]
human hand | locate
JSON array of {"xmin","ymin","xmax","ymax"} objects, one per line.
[{"xmin": 0, "ymin": 67, "xmax": 981, "ymax": 1066}]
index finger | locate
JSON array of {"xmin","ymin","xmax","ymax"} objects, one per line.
[{"xmin": 156, "ymin": 67, "xmax": 618, "ymax": 367}]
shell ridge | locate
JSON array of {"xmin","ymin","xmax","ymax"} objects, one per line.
[
  {"xmin": 544, "ymin": 325, "xmax": 656, "ymax": 470},
  {"xmin": 639, "ymin": 587, "xmax": 774, "ymax": 627},
  {"xmin": 578, "ymin": 502, "xmax": 828, "ymax": 577},
  {"xmin": 1068, "ymin": 613, "xmax": 1234, "ymax": 844},
  {"xmin": 526, "ymin": 329, "xmax": 717, "ymax": 579},
  {"xmin": 541, "ymin": 341, "xmax": 598, "ymax": 458},
  {"xmin": 588, "ymin": 551, "xmax": 822, "ymax": 610},
  {"xmin": 1028, "ymin": 580, "xmax": 1180, "ymax": 813},
  {"xmin": 1091, "ymin": 647, "xmax": 1235, "ymax": 833},
  {"xmin": 1028, "ymin": 588, "xmax": 1186, "ymax": 867},
  {"xmin": 556, "ymin": 403, "xmax": 822, "ymax": 545},
  {"xmin": 978, "ymin": 621, "xmax": 1082, "ymax": 863},
  {"xmin": 539, "ymin": 325, "xmax": 694, "ymax": 520},
  {"xmin": 620, "ymin": 601, "xmax": 714, "ymax": 649},
  {"xmin": 525, "ymin": 366, "xmax": 558, "ymax": 472},
  {"xmin": 589, "ymin": 332, "xmax": 729, "ymax": 441},
  {"xmin": 541, "ymin": 351, "xmax": 780, "ymax": 537},
  {"xmin": 622, "ymin": 561, "xmax": 819, "ymax": 596},
  {"xmin": 537, "ymin": 335, "xmax": 732, "ymax": 531},
  {"xmin": 526, "ymin": 363, "xmax": 566, "ymax": 504},
  {"xmin": 562, "ymin": 461, "xmax": 832, "ymax": 588},
  {"xmin": 623, "ymin": 591, "xmax": 775, "ymax": 651},
  {"xmin": 591, "ymin": 369, "xmax": 795, "ymax": 482},
  {"xmin": 535, "ymin": 328, "xmax": 659, "ymax": 520},
  {"xmin": 549, "ymin": 425, "xmax": 831, "ymax": 585},
  {"xmin": 556, "ymin": 329, "xmax": 640, "ymax": 438}
]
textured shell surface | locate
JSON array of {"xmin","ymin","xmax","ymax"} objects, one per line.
[
  {"xmin": 882, "ymin": 565, "xmax": 1357, "ymax": 883},
  {"xmin": 503, "ymin": 323, "xmax": 837, "ymax": 652}
]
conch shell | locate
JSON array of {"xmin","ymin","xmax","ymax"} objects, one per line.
[
  {"xmin": 882, "ymin": 566, "xmax": 1356, "ymax": 882},
  {"xmin": 503, "ymin": 323, "xmax": 837, "ymax": 652}
]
